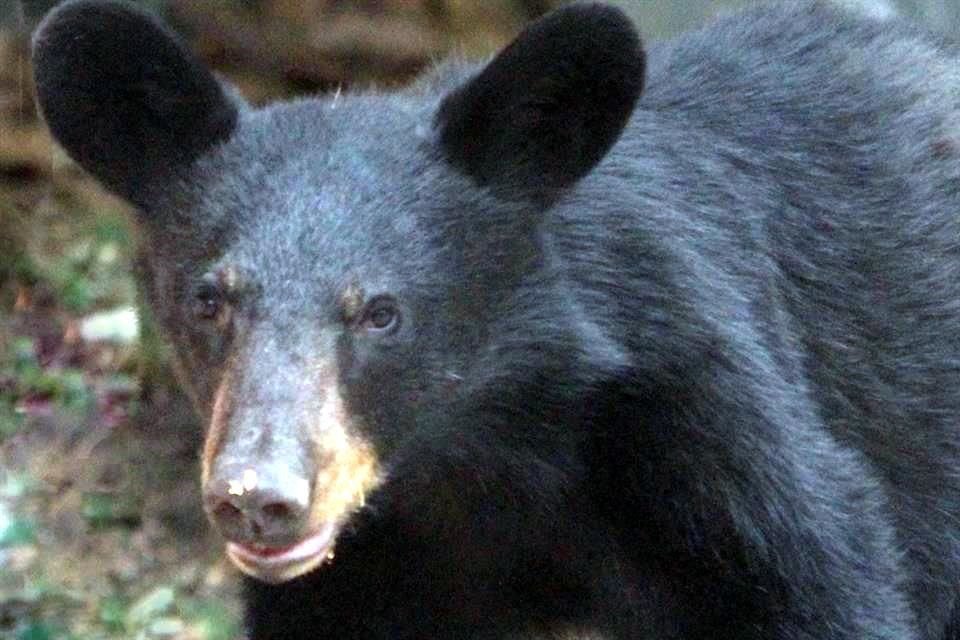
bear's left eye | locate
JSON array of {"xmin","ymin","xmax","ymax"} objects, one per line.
[
  {"xmin": 193, "ymin": 283, "xmax": 225, "ymax": 322},
  {"xmin": 359, "ymin": 298, "xmax": 400, "ymax": 334}
]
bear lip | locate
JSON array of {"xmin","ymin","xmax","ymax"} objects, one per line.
[{"xmin": 226, "ymin": 522, "xmax": 338, "ymax": 584}]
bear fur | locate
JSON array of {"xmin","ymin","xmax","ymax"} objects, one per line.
[{"xmin": 31, "ymin": 1, "xmax": 960, "ymax": 638}]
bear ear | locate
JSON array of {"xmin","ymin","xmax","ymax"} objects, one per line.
[
  {"xmin": 31, "ymin": 0, "xmax": 239, "ymax": 208},
  {"xmin": 434, "ymin": 3, "xmax": 644, "ymax": 197}
]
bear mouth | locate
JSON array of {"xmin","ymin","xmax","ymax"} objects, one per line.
[{"xmin": 226, "ymin": 522, "xmax": 338, "ymax": 584}]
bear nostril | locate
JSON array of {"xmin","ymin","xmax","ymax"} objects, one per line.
[
  {"xmin": 209, "ymin": 500, "xmax": 248, "ymax": 540},
  {"xmin": 261, "ymin": 501, "xmax": 294, "ymax": 523},
  {"xmin": 213, "ymin": 500, "xmax": 244, "ymax": 524}
]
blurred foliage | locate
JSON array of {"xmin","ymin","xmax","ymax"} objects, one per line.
[{"xmin": 0, "ymin": 153, "xmax": 222, "ymax": 638}]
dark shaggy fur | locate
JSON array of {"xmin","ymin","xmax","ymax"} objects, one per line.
[{"xmin": 31, "ymin": 1, "xmax": 960, "ymax": 638}]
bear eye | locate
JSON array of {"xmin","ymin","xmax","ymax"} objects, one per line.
[
  {"xmin": 193, "ymin": 284, "xmax": 225, "ymax": 322},
  {"xmin": 359, "ymin": 298, "xmax": 400, "ymax": 333}
]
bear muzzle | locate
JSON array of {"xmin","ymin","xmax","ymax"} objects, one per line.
[{"xmin": 201, "ymin": 375, "xmax": 383, "ymax": 583}]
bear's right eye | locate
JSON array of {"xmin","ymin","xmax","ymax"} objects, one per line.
[
  {"xmin": 358, "ymin": 297, "xmax": 401, "ymax": 334},
  {"xmin": 193, "ymin": 284, "xmax": 225, "ymax": 322}
]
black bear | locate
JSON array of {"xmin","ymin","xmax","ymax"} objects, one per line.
[{"xmin": 30, "ymin": 0, "xmax": 960, "ymax": 638}]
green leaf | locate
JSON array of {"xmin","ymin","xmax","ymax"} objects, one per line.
[
  {"xmin": 99, "ymin": 595, "xmax": 128, "ymax": 632},
  {"xmin": 0, "ymin": 474, "xmax": 34, "ymax": 499},
  {"xmin": 15, "ymin": 622, "xmax": 53, "ymax": 640},
  {"xmin": 148, "ymin": 617, "xmax": 185, "ymax": 637},
  {"xmin": 0, "ymin": 517, "xmax": 37, "ymax": 547},
  {"xmin": 187, "ymin": 602, "xmax": 241, "ymax": 640},
  {"xmin": 60, "ymin": 276, "xmax": 95, "ymax": 313},
  {"xmin": 0, "ymin": 399, "xmax": 23, "ymax": 438},
  {"xmin": 10, "ymin": 337, "xmax": 37, "ymax": 371},
  {"xmin": 56, "ymin": 370, "xmax": 92, "ymax": 412},
  {"xmin": 81, "ymin": 492, "xmax": 142, "ymax": 530},
  {"xmin": 126, "ymin": 586, "xmax": 175, "ymax": 628}
]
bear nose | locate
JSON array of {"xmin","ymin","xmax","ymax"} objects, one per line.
[{"xmin": 204, "ymin": 463, "xmax": 311, "ymax": 547}]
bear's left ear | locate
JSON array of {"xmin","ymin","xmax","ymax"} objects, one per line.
[
  {"xmin": 31, "ymin": 0, "xmax": 240, "ymax": 210},
  {"xmin": 435, "ymin": 2, "xmax": 644, "ymax": 198}
]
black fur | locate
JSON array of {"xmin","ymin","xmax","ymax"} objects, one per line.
[
  {"xmin": 31, "ymin": 1, "xmax": 960, "ymax": 638},
  {"xmin": 31, "ymin": 0, "xmax": 237, "ymax": 209},
  {"xmin": 435, "ymin": 2, "xmax": 644, "ymax": 197}
]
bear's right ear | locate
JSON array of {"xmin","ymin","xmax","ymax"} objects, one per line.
[
  {"xmin": 31, "ymin": 0, "xmax": 239, "ymax": 209},
  {"xmin": 435, "ymin": 3, "xmax": 644, "ymax": 199}
]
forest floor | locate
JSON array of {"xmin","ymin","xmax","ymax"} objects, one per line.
[{"xmin": 0, "ymin": 148, "xmax": 243, "ymax": 640}]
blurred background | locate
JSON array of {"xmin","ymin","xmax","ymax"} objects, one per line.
[{"xmin": 0, "ymin": 1, "xmax": 957, "ymax": 638}]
